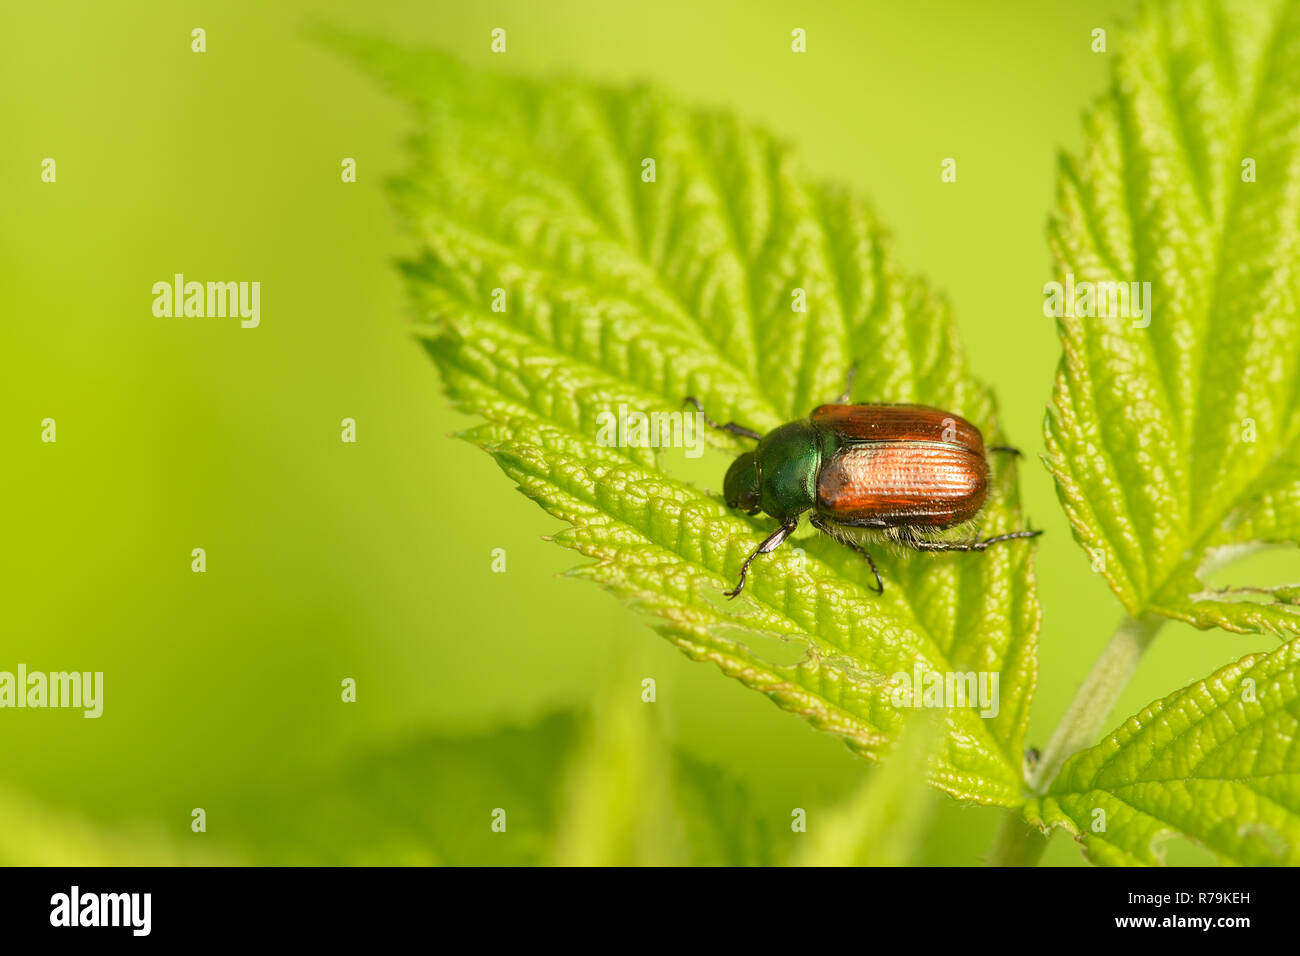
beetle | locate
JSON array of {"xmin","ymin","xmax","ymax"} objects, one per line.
[{"xmin": 685, "ymin": 371, "xmax": 1041, "ymax": 598}]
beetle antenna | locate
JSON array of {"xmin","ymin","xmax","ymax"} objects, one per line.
[
  {"xmin": 987, "ymin": 445, "xmax": 1023, "ymax": 456},
  {"xmin": 683, "ymin": 396, "xmax": 763, "ymax": 441}
]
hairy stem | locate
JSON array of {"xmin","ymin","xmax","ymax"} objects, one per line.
[
  {"xmin": 987, "ymin": 813, "xmax": 1051, "ymax": 867},
  {"xmin": 987, "ymin": 613, "xmax": 1165, "ymax": 866},
  {"xmin": 1031, "ymin": 614, "xmax": 1165, "ymax": 789}
]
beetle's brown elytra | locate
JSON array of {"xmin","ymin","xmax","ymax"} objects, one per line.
[
  {"xmin": 685, "ymin": 371, "xmax": 1041, "ymax": 598},
  {"xmin": 813, "ymin": 404, "xmax": 990, "ymax": 527}
]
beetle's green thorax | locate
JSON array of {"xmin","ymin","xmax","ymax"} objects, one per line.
[
  {"xmin": 725, "ymin": 420, "xmax": 836, "ymax": 521},
  {"xmin": 750, "ymin": 420, "xmax": 826, "ymax": 521}
]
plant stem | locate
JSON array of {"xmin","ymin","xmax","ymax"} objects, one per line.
[
  {"xmin": 1030, "ymin": 613, "xmax": 1164, "ymax": 790},
  {"xmin": 987, "ymin": 613, "xmax": 1165, "ymax": 866},
  {"xmin": 987, "ymin": 812, "xmax": 1052, "ymax": 867}
]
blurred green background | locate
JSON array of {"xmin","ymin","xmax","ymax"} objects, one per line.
[{"xmin": 1, "ymin": 0, "xmax": 1279, "ymax": 865}]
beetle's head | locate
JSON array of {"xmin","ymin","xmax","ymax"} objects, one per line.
[{"xmin": 724, "ymin": 451, "xmax": 761, "ymax": 514}]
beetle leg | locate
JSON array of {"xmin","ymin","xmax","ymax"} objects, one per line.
[
  {"xmin": 902, "ymin": 528, "xmax": 1043, "ymax": 553},
  {"xmin": 987, "ymin": 445, "xmax": 1023, "ymax": 457},
  {"xmin": 809, "ymin": 514, "xmax": 883, "ymax": 594},
  {"xmin": 725, "ymin": 521, "xmax": 797, "ymax": 598},
  {"xmin": 979, "ymin": 528, "xmax": 1043, "ymax": 546},
  {"xmin": 834, "ymin": 363, "xmax": 859, "ymax": 404},
  {"xmin": 682, "ymin": 396, "xmax": 763, "ymax": 441}
]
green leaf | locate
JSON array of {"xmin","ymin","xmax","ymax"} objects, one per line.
[
  {"xmin": 1026, "ymin": 636, "xmax": 1300, "ymax": 865},
  {"xmin": 223, "ymin": 707, "xmax": 771, "ymax": 866},
  {"xmin": 232, "ymin": 714, "xmax": 579, "ymax": 865},
  {"xmin": 790, "ymin": 716, "xmax": 940, "ymax": 866},
  {"xmin": 551, "ymin": 662, "xmax": 687, "ymax": 866},
  {"xmin": 1044, "ymin": 0, "xmax": 1300, "ymax": 635},
  {"xmin": 551, "ymin": 647, "xmax": 772, "ymax": 865},
  {"xmin": 0, "ymin": 787, "xmax": 223, "ymax": 866},
  {"xmin": 326, "ymin": 32, "xmax": 1041, "ymax": 807}
]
